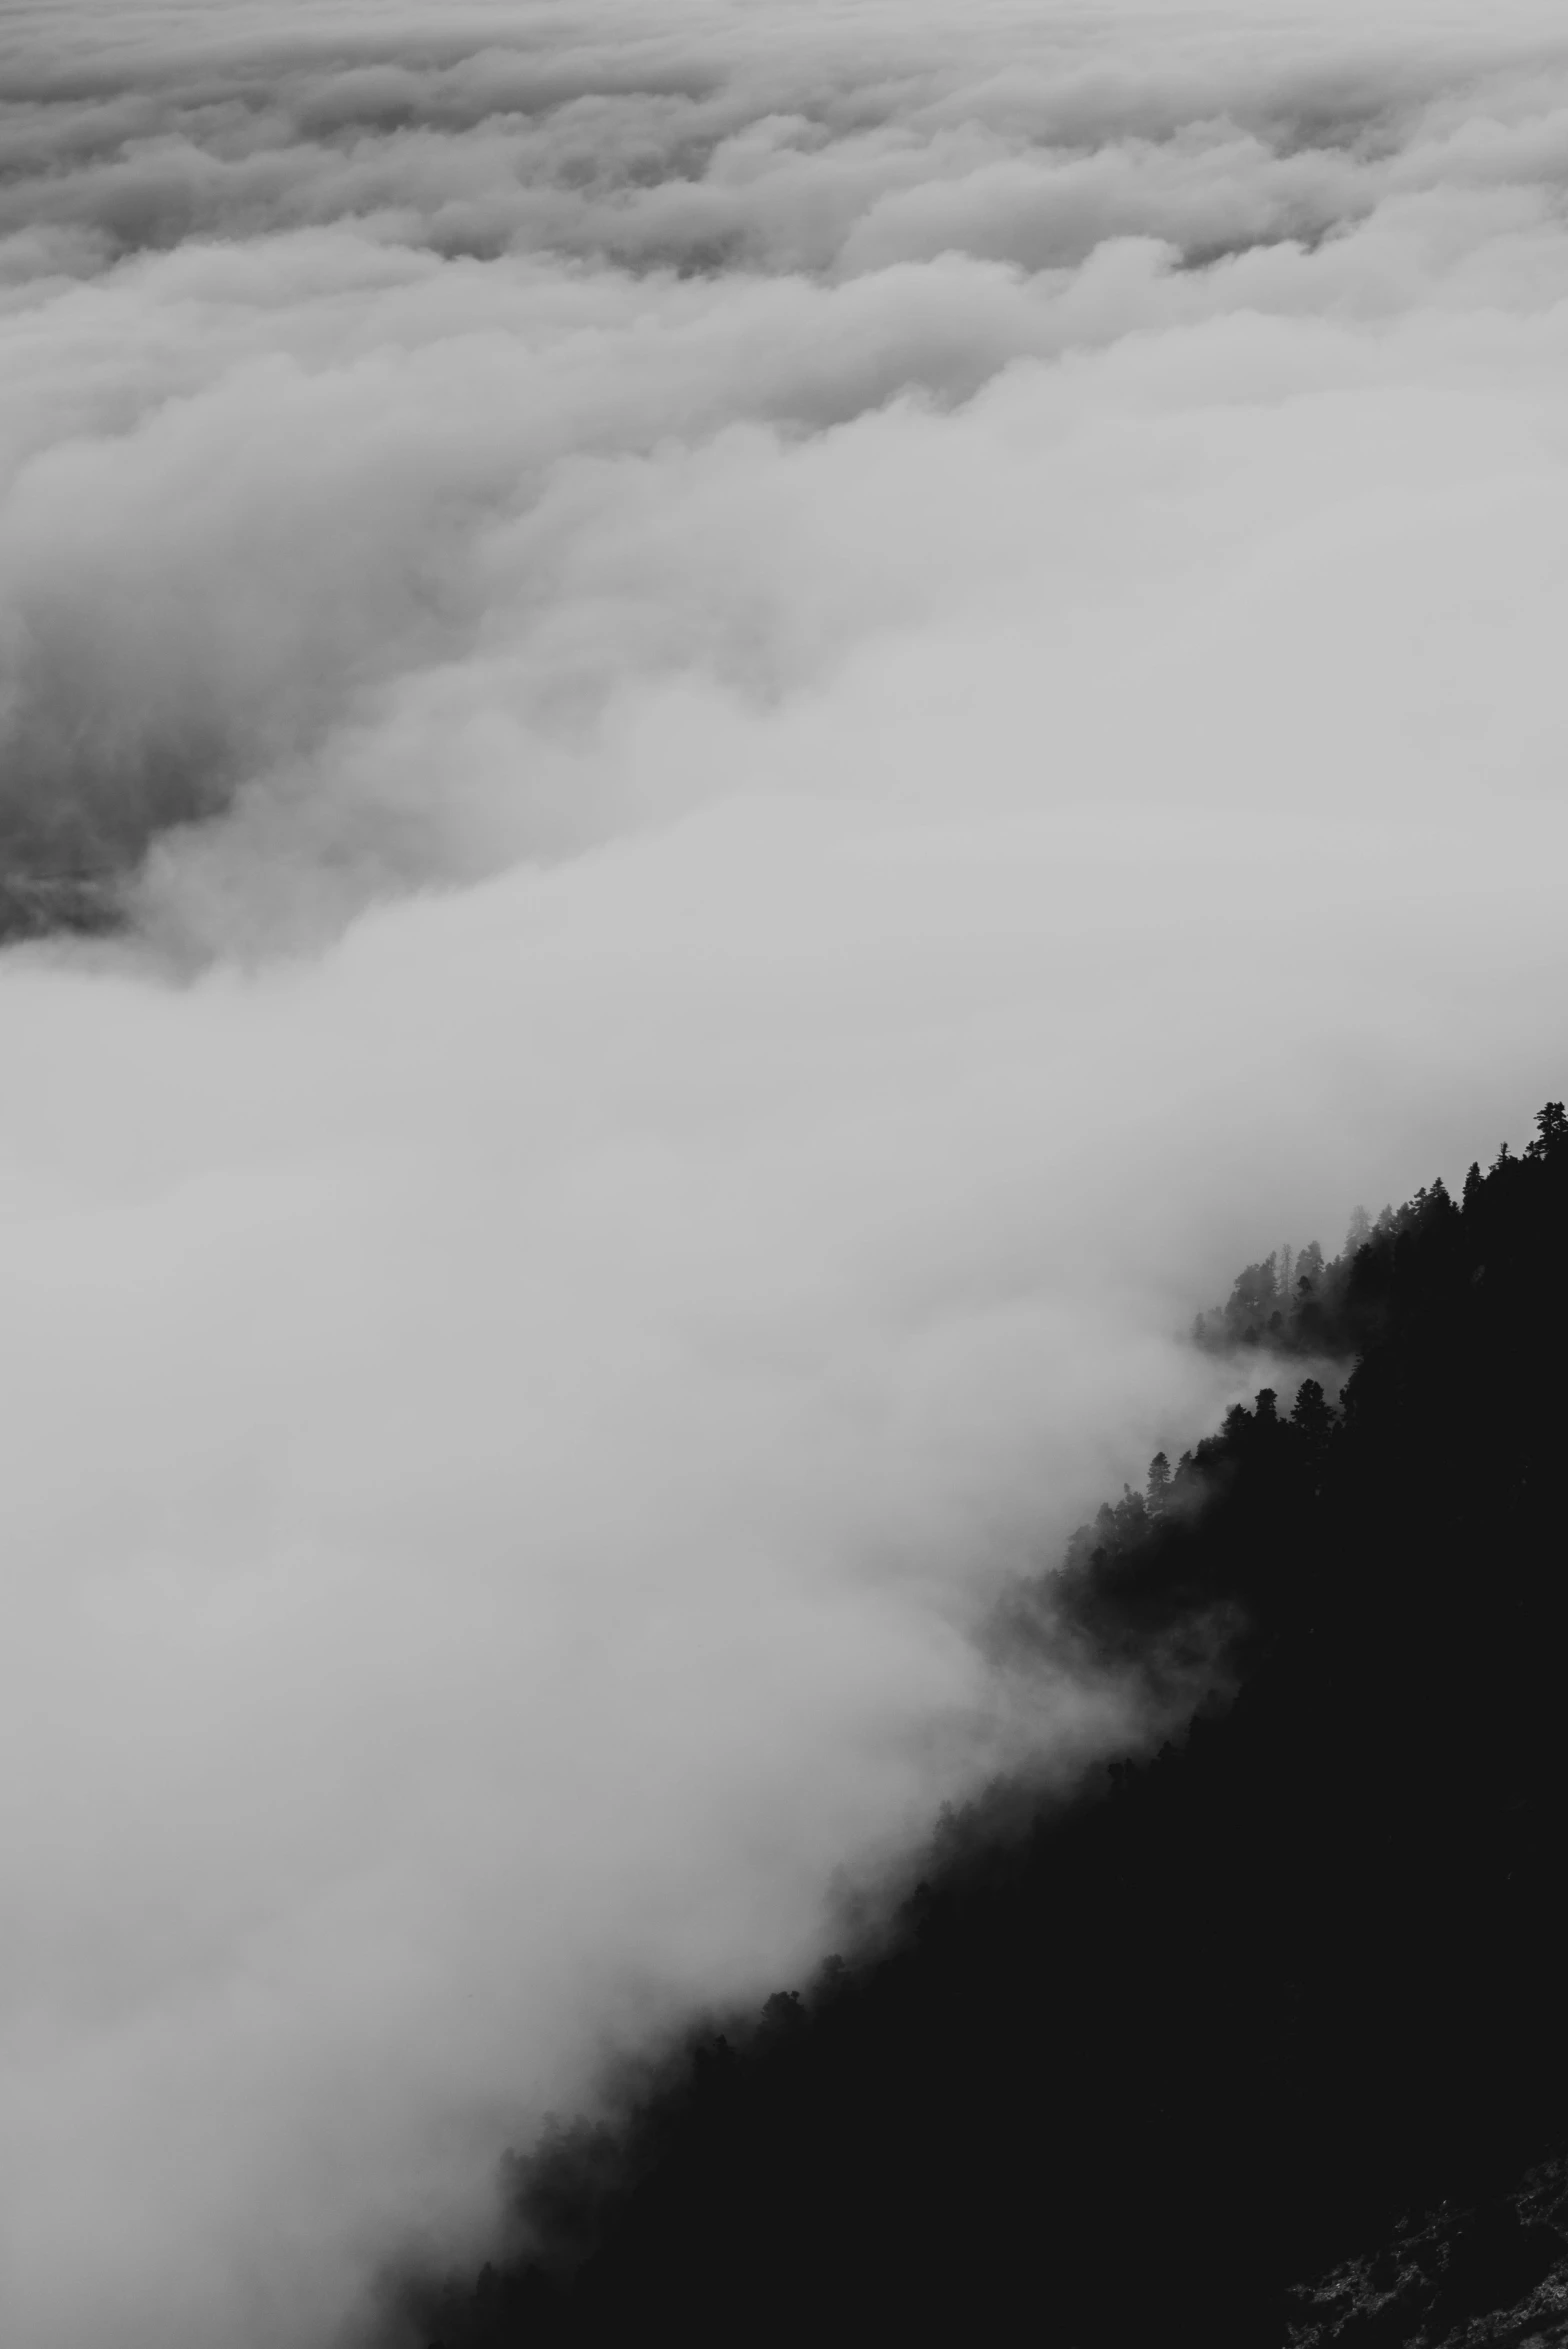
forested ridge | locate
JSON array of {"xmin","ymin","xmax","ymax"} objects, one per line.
[{"xmin": 398, "ymin": 1107, "xmax": 1568, "ymax": 2349}]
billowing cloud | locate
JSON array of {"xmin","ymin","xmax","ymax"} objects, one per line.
[{"xmin": 3, "ymin": 5, "xmax": 1568, "ymax": 2346}]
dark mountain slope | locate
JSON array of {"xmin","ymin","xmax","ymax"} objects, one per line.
[{"xmin": 397, "ymin": 1106, "xmax": 1568, "ymax": 2349}]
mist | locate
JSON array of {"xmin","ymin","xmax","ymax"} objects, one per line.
[{"xmin": 3, "ymin": 5, "xmax": 1568, "ymax": 2345}]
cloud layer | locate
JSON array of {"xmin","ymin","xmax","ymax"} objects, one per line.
[{"xmin": 4, "ymin": 5, "xmax": 1568, "ymax": 2346}]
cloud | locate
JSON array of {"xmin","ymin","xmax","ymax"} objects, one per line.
[{"xmin": 3, "ymin": 4, "xmax": 1568, "ymax": 2345}]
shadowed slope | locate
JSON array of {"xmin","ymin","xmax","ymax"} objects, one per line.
[{"xmin": 398, "ymin": 1104, "xmax": 1568, "ymax": 2349}]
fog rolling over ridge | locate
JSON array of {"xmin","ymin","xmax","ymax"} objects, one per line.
[{"xmin": 3, "ymin": 3, "xmax": 1568, "ymax": 2344}]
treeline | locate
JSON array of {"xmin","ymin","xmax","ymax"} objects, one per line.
[
  {"xmin": 1189, "ymin": 1157, "xmax": 1505, "ymax": 1359},
  {"xmin": 393, "ymin": 1105, "xmax": 1568, "ymax": 2349}
]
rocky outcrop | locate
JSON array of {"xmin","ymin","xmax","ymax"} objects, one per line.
[{"xmin": 1289, "ymin": 2149, "xmax": 1568, "ymax": 2348}]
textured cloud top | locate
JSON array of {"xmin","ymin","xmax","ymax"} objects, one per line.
[{"xmin": 4, "ymin": 0, "xmax": 1568, "ymax": 935}]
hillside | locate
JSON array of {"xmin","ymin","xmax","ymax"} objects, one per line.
[{"xmin": 398, "ymin": 1106, "xmax": 1568, "ymax": 2349}]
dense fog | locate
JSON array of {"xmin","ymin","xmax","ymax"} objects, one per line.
[{"xmin": 3, "ymin": 5, "xmax": 1568, "ymax": 2344}]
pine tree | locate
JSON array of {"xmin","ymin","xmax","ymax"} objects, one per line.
[
  {"xmin": 1526, "ymin": 1102, "xmax": 1567, "ymax": 1159},
  {"xmin": 1290, "ymin": 1376, "xmax": 1334, "ymax": 1460}
]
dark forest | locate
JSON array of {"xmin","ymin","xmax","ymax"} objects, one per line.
[{"xmin": 399, "ymin": 1105, "xmax": 1568, "ymax": 2349}]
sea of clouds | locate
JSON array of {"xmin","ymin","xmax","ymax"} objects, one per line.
[{"xmin": 4, "ymin": 5, "xmax": 1568, "ymax": 2345}]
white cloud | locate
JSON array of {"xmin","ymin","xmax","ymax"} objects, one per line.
[{"xmin": 3, "ymin": 5, "xmax": 1568, "ymax": 2345}]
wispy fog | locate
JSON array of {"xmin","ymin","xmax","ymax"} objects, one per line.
[{"xmin": 2, "ymin": 5, "xmax": 1567, "ymax": 2344}]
